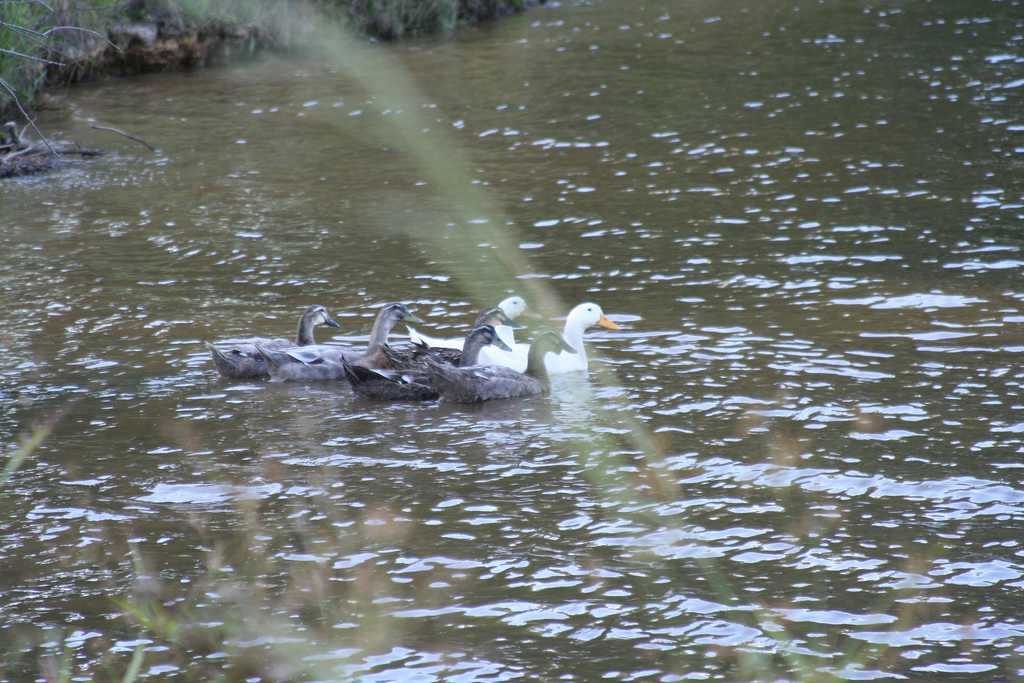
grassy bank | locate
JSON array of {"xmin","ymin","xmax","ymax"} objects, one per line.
[{"xmin": 0, "ymin": 0, "xmax": 536, "ymax": 123}]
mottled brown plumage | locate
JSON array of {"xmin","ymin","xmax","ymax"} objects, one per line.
[
  {"xmin": 345, "ymin": 325, "xmax": 511, "ymax": 401},
  {"xmin": 426, "ymin": 332, "xmax": 574, "ymax": 403}
]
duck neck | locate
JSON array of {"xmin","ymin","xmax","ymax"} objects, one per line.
[
  {"xmin": 295, "ymin": 314, "xmax": 317, "ymax": 346},
  {"xmin": 472, "ymin": 308, "xmax": 497, "ymax": 327},
  {"xmin": 525, "ymin": 345, "xmax": 551, "ymax": 381},
  {"xmin": 495, "ymin": 325, "xmax": 517, "ymax": 348},
  {"xmin": 562, "ymin": 318, "xmax": 587, "ymax": 363},
  {"xmin": 459, "ymin": 333, "xmax": 488, "ymax": 367},
  {"xmin": 367, "ymin": 311, "xmax": 395, "ymax": 352}
]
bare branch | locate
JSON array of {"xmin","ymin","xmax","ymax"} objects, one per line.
[
  {"xmin": 0, "ymin": 77, "xmax": 58, "ymax": 157},
  {"xmin": 43, "ymin": 25, "xmax": 123, "ymax": 52},
  {"xmin": 0, "ymin": 0, "xmax": 55, "ymax": 13},
  {"xmin": 90, "ymin": 124, "xmax": 156, "ymax": 152},
  {"xmin": 0, "ymin": 20, "xmax": 50, "ymax": 40},
  {"xmin": 0, "ymin": 46, "xmax": 64, "ymax": 66},
  {"xmin": 0, "ymin": 22, "xmax": 123, "ymax": 56},
  {"xmin": 1, "ymin": 120, "xmax": 20, "ymax": 145},
  {"xmin": 1, "ymin": 141, "xmax": 40, "ymax": 160}
]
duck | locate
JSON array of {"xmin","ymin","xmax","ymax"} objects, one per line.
[
  {"xmin": 406, "ymin": 295, "xmax": 527, "ymax": 352},
  {"xmin": 476, "ymin": 302, "xmax": 621, "ymax": 374},
  {"xmin": 383, "ymin": 306, "xmax": 521, "ymax": 371},
  {"xmin": 426, "ymin": 331, "xmax": 575, "ymax": 403},
  {"xmin": 344, "ymin": 324, "xmax": 512, "ymax": 401},
  {"xmin": 255, "ymin": 303, "xmax": 421, "ymax": 382},
  {"xmin": 206, "ymin": 304, "xmax": 340, "ymax": 379}
]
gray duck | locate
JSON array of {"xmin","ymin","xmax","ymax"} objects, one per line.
[
  {"xmin": 425, "ymin": 331, "xmax": 574, "ymax": 403},
  {"xmin": 207, "ymin": 304, "xmax": 340, "ymax": 379},
  {"xmin": 383, "ymin": 306, "xmax": 522, "ymax": 371},
  {"xmin": 255, "ymin": 302, "xmax": 421, "ymax": 382},
  {"xmin": 345, "ymin": 324, "xmax": 512, "ymax": 401}
]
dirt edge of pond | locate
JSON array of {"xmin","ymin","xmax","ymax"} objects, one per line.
[
  {"xmin": 0, "ymin": 0, "xmax": 544, "ymax": 178},
  {"xmin": 1, "ymin": 19, "xmax": 275, "ymax": 178}
]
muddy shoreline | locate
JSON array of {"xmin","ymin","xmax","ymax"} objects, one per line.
[{"xmin": 0, "ymin": 0, "xmax": 543, "ymax": 177}]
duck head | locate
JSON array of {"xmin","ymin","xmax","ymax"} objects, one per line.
[
  {"xmin": 470, "ymin": 324, "xmax": 513, "ymax": 351},
  {"xmin": 303, "ymin": 304, "xmax": 341, "ymax": 329},
  {"xmin": 460, "ymin": 324, "xmax": 513, "ymax": 366},
  {"xmin": 296, "ymin": 304, "xmax": 341, "ymax": 344},
  {"xmin": 374, "ymin": 303, "xmax": 425, "ymax": 329},
  {"xmin": 498, "ymin": 295, "xmax": 528, "ymax": 320},
  {"xmin": 566, "ymin": 302, "xmax": 621, "ymax": 332},
  {"xmin": 370, "ymin": 303, "xmax": 424, "ymax": 349},
  {"xmin": 474, "ymin": 306, "xmax": 524, "ymax": 329}
]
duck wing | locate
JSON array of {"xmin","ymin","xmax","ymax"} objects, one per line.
[
  {"xmin": 406, "ymin": 325, "xmax": 465, "ymax": 350},
  {"xmin": 343, "ymin": 362, "xmax": 437, "ymax": 401},
  {"xmin": 384, "ymin": 341, "xmax": 462, "ymax": 371},
  {"xmin": 426, "ymin": 362, "xmax": 541, "ymax": 403},
  {"xmin": 254, "ymin": 344, "xmax": 347, "ymax": 382},
  {"xmin": 207, "ymin": 341, "xmax": 271, "ymax": 379},
  {"xmin": 467, "ymin": 366, "xmax": 543, "ymax": 401},
  {"xmin": 276, "ymin": 344, "xmax": 356, "ymax": 365},
  {"xmin": 207, "ymin": 336, "xmax": 296, "ymax": 379}
]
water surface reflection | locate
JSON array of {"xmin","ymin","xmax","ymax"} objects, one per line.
[{"xmin": 3, "ymin": 0, "xmax": 1024, "ymax": 679}]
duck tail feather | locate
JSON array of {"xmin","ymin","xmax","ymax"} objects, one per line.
[
  {"xmin": 207, "ymin": 342, "xmax": 238, "ymax": 374},
  {"xmin": 253, "ymin": 343, "xmax": 287, "ymax": 370},
  {"xmin": 341, "ymin": 359, "xmax": 371, "ymax": 385}
]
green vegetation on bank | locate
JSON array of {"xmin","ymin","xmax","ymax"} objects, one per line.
[
  {"xmin": 1, "ymin": 2, "xmax": 119, "ymax": 114},
  {"xmin": 0, "ymin": 0, "xmax": 535, "ymax": 122}
]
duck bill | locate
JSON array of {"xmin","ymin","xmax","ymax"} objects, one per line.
[
  {"xmin": 405, "ymin": 313, "xmax": 425, "ymax": 324},
  {"xmin": 324, "ymin": 313, "xmax": 342, "ymax": 328},
  {"xmin": 597, "ymin": 314, "xmax": 621, "ymax": 331},
  {"xmin": 493, "ymin": 336, "xmax": 513, "ymax": 352}
]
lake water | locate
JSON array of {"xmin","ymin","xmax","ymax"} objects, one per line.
[{"xmin": 2, "ymin": 0, "xmax": 1024, "ymax": 680}]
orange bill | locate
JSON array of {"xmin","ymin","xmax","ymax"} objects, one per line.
[{"xmin": 597, "ymin": 314, "xmax": 621, "ymax": 330}]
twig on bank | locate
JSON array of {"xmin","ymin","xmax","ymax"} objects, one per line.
[
  {"xmin": 2, "ymin": 120, "xmax": 20, "ymax": 145},
  {"xmin": 0, "ymin": 46, "xmax": 64, "ymax": 66},
  {"xmin": 43, "ymin": 25, "xmax": 122, "ymax": 52},
  {"xmin": 0, "ymin": 0, "xmax": 55, "ymax": 13},
  {"xmin": 1, "ymin": 143, "xmax": 104, "ymax": 178},
  {"xmin": 0, "ymin": 77, "xmax": 58, "ymax": 157},
  {"xmin": 1, "ymin": 21, "xmax": 122, "ymax": 53},
  {"xmin": 1, "ymin": 143, "xmax": 101, "ymax": 162},
  {"xmin": 90, "ymin": 124, "xmax": 156, "ymax": 152},
  {"xmin": 1, "ymin": 141, "xmax": 39, "ymax": 160},
  {"xmin": 0, "ymin": 19, "xmax": 48, "ymax": 39},
  {"xmin": 52, "ymin": 142, "xmax": 104, "ymax": 156}
]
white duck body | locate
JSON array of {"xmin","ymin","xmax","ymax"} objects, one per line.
[
  {"xmin": 477, "ymin": 302, "xmax": 620, "ymax": 374},
  {"xmin": 406, "ymin": 296, "xmax": 526, "ymax": 351}
]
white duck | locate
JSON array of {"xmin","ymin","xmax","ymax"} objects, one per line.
[
  {"xmin": 407, "ymin": 295, "xmax": 527, "ymax": 351},
  {"xmin": 477, "ymin": 302, "xmax": 620, "ymax": 374}
]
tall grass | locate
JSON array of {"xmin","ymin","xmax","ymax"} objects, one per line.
[{"xmin": 1, "ymin": 416, "xmax": 53, "ymax": 490}]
